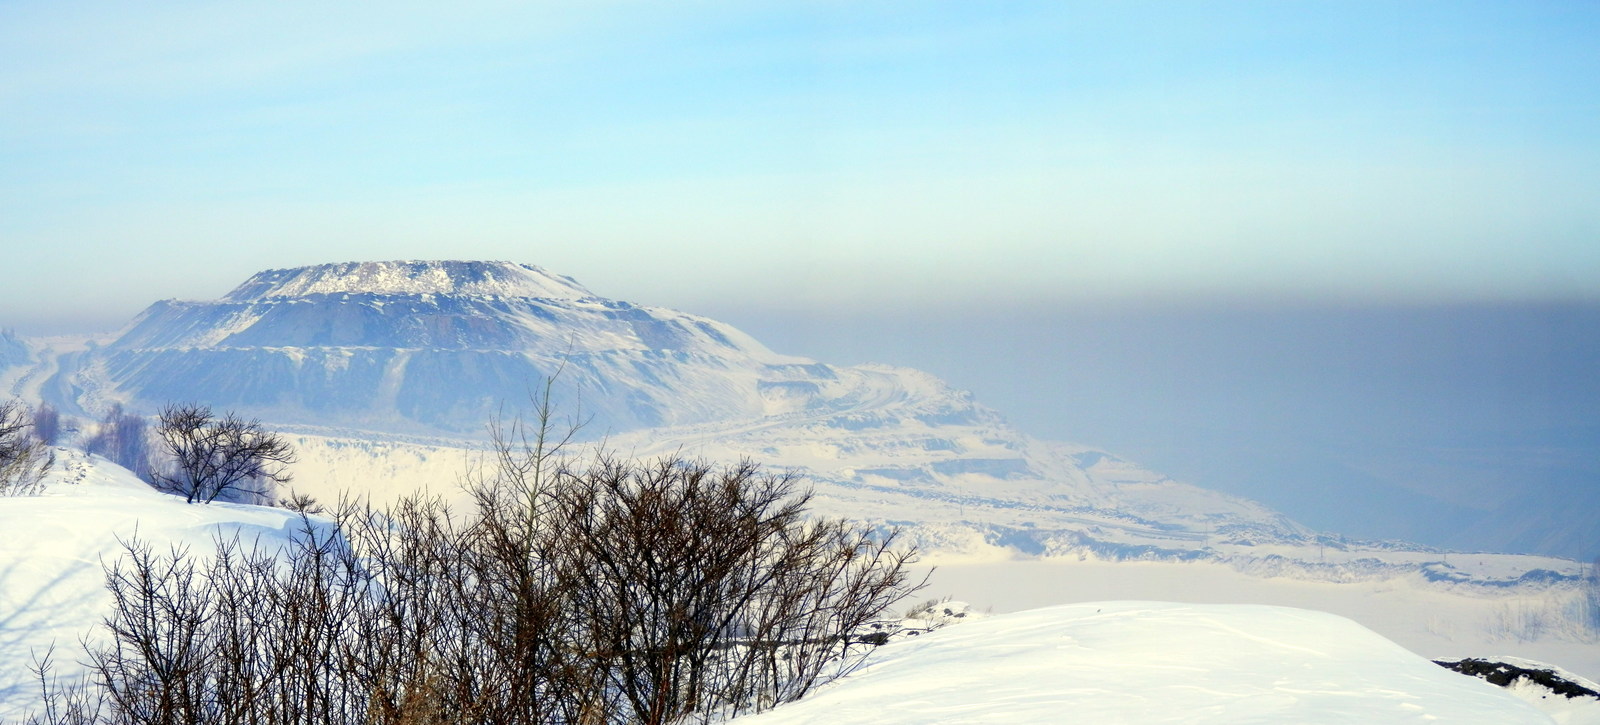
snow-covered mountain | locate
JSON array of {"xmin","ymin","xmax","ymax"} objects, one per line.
[
  {"xmin": 17, "ymin": 261, "xmax": 1597, "ymax": 584},
  {"xmin": 27, "ymin": 260, "xmax": 1313, "ymax": 550},
  {"xmin": 57, "ymin": 260, "xmax": 806, "ymax": 434}
]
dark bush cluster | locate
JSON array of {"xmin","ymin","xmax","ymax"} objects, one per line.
[{"xmin": 27, "ymin": 412, "xmax": 921, "ymax": 725}]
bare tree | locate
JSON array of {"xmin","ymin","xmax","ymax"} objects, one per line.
[
  {"xmin": 150, "ymin": 403, "xmax": 296, "ymax": 504},
  {"xmin": 84, "ymin": 404, "xmax": 153, "ymax": 482},
  {"xmin": 1, "ymin": 399, "xmax": 54, "ymax": 496}
]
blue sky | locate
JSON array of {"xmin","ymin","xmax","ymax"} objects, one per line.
[
  {"xmin": 2, "ymin": 2, "xmax": 1598, "ymax": 554},
  {"xmin": 2, "ymin": 1, "xmax": 1597, "ymax": 327}
]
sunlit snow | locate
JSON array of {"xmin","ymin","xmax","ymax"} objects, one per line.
[{"xmin": 734, "ymin": 602, "xmax": 1557, "ymax": 724}]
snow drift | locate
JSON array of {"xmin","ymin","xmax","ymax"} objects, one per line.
[{"xmin": 734, "ymin": 601, "xmax": 1559, "ymax": 724}]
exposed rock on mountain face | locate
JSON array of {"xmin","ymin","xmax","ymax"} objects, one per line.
[
  {"xmin": 220, "ymin": 260, "xmax": 594, "ymax": 301},
  {"xmin": 77, "ymin": 261, "xmax": 803, "ymax": 434}
]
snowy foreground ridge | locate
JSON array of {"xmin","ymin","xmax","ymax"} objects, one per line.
[
  {"xmin": 2, "ymin": 456, "xmax": 1595, "ymax": 723},
  {"xmin": 735, "ymin": 602, "xmax": 1560, "ymax": 724},
  {"xmin": 0, "ymin": 453, "xmax": 311, "ymax": 720}
]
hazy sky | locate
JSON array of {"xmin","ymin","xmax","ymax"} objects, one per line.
[
  {"xmin": 2, "ymin": 2, "xmax": 1597, "ymax": 555},
  {"xmin": 2, "ymin": 1, "xmax": 1598, "ymax": 328}
]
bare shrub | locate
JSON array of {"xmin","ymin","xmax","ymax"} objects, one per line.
[
  {"xmin": 150, "ymin": 403, "xmax": 296, "ymax": 504},
  {"xmin": 21, "ymin": 646, "xmax": 105, "ymax": 725},
  {"xmin": 1, "ymin": 399, "xmax": 54, "ymax": 496},
  {"xmin": 277, "ymin": 489, "xmax": 324, "ymax": 514},
  {"xmin": 32, "ymin": 402, "xmax": 923, "ymax": 724},
  {"xmin": 552, "ymin": 455, "xmax": 919, "ymax": 722}
]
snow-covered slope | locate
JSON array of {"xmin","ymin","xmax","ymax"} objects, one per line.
[
  {"xmin": 734, "ymin": 601, "xmax": 1560, "ymax": 724},
  {"xmin": 922, "ymin": 557, "xmax": 1600, "ymax": 688},
  {"xmin": 2, "ymin": 458, "xmax": 1589, "ymax": 723},
  {"xmin": 0, "ymin": 451, "xmax": 311, "ymax": 720}
]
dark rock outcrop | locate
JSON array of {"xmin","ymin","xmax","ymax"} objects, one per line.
[{"xmin": 1435, "ymin": 657, "xmax": 1600, "ymax": 700}]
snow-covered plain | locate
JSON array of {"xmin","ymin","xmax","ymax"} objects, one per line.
[{"xmin": 734, "ymin": 601, "xmax": 1562, "ymax": 724}]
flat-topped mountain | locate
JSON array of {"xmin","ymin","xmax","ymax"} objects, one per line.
[
  {"xmin": 74, "ymin": 260, "xmax": 809, "ymax": 433},
  {"xmin": 223, "ymin": 260, "xmax": 594, "ymax": 301},
  {"xmin": 108, "ymin": 260, "xmax": 765, "ymax": 355},
  {"xmin": 38, "ymin": 260, "xmax": 1319, "ymax": 552}
]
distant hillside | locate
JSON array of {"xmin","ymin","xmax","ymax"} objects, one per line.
[{"xmin": 0, "ymin": 329, "xmax": 27, "ymax": 372}]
